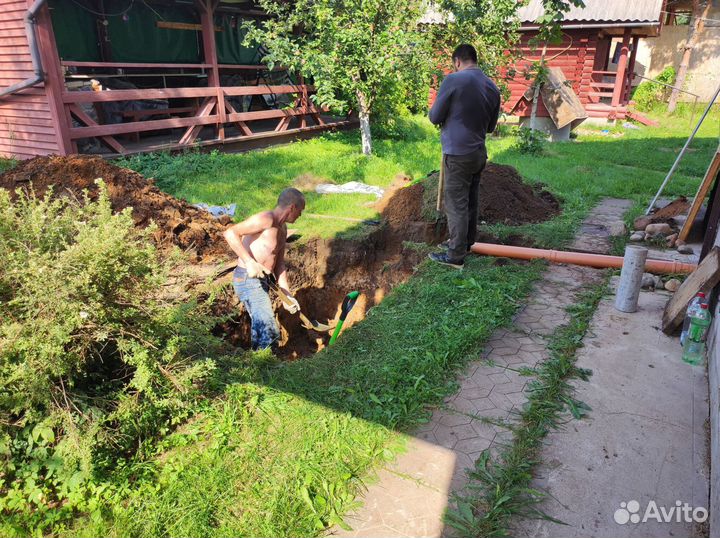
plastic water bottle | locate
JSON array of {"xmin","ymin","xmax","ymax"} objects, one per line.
[
  {"xmin": 682, "ymin": 303, "xmax": 712, "ymax": 366},
  {"xmin": 680, "ymin": 292, "xmax": 707, "ymax": 346}
]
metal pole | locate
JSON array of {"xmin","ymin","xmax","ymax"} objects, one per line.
[{"xmin": 646, "ymin": 82, "xmax": 720, "ymax": 215}]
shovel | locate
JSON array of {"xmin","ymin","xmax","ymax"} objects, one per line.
[
  {"xmin": 261, "ymin": 273, "xmax": 336, "ymax": 333},
  {"xmin": 328, "ymin": 291, "xmax": 360, "ymax": 345}
]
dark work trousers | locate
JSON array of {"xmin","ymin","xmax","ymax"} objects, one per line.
[{"xmin": 444, "ymin": 148, "xmax": 487, "ymax": 262}]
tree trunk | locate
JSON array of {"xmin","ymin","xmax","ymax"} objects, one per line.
[
  {"xmin": 668, "ymin": 0, "xmax": 710, "ymax": 113},
  {"xmin": 357, "ymin": 91, "xmax": 372, "ymax": 155}
]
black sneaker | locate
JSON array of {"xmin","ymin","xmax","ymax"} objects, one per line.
[{"xmin": 428, "ymin": 252, "xmax": 464, "ymax": 269}]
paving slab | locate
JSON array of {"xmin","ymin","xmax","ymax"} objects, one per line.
[{"xmin": 511, "ymin": 285, "xmax": 709, "ymax": 538}]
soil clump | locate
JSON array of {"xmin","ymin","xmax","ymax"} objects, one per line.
[{"xmin": 0, "ymin": 155, "xmax": 232, "ymax": 262}]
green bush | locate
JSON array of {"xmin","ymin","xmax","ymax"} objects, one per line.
[
  {"xmin": 632, "ymin": 66, "xmax": 676, "ymax": 112},
  {"xmin": 0, "ymin": 183, "xmax": 224, "ymax": 536},
  {"xmin": 514, "ymin": 126, "xmax": 547, "ymax": 155}
]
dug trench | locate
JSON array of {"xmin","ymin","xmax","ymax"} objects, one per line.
[
  {"xmin": 0, "ymin": 156, "xmax": 560, "ymax": 358},
  {"xmin": 211, "ymin": 164, "xmax": 561, "ymax": 358}
]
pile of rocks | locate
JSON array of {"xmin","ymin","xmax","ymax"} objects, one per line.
[
  {"xmin": 640, "ymin": 273, "xmax": 683, "ymax": 292},
  {"xmin": 628, "ymin": 220, "xmax": 694, "ymax": 255}
]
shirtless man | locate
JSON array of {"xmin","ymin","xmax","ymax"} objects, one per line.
[{"xmin": 223, "ymin": 188, "xmax": 305, "ymax": 350}]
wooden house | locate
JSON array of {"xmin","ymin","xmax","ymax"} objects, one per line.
[
  {"xmin": 505, "ymin": 0, "xmax": 665, "ymax": 127},
  {"xmin": 0, "ymin": 0, "xmax": 353, "ymax": 160}
]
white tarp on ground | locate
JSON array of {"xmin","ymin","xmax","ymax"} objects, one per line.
[
  {"xmin": 194, "ymin": 203, "xmax": 237, "ymax": 217},
  {"xmin": 316, "ymin": 182, "xmax": 384, "ymax": 198}
]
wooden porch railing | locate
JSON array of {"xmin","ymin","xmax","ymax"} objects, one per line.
[{"xmin": 62, "ymin": 83, "xmax": 342, "ymax": 155}]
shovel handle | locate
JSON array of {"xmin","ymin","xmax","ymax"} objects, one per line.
[{"xmin": 436, "ymin": 154, "xmax": 445, "ymax": 212}]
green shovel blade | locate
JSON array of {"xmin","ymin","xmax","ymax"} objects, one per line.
[{"xmin": 329, "ymin": 291, "xmax": 360, "ymax": 345}]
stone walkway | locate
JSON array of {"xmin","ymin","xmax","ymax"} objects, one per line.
[
  {"xmin": 511, "ymin": 285, "xmax": 709, "ymax": 538},
  {"xmin": 332, "ymin": 198, "xmax": 632, "ymax": 538}
]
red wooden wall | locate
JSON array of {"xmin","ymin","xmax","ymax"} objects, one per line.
[
  {"xmin": 0, "ymin": 0, "xmax": 62, "ymax": 159},
  {"xmin": 503, "ymin": 29, "xmax": 600, "ymax": 117}
]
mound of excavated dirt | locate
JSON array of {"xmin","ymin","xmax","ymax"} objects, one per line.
[
  {"xmin": 478, "ymin": 163, "xmax": 560, "ymax": 225},
  {"xmin": 0, "ymin": 155, "xmax": 233, "ymax": 262},
  {"xmin": 380, "ymin": 162, "xmax": 560, "ymax": 227}
]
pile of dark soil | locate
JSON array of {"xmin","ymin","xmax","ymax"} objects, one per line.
[
  {"xmin": 478, "ymin": 163, "xmax": 560, "ymax": 225},
  {"xmin": 380, "ymin": 162, "xmax": 560, "ymax": 227},
  {"xmin": 0, "ymin": 155, "xmax": 233, "ymax": 262}
]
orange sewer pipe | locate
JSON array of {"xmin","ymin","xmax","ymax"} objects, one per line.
[{"xmin": 470, "ymin": 243, "xmax": 697, "ymax": 274}]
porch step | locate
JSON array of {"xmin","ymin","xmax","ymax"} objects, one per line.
[
  {"xmin": 590, "ymin": 82, "xmax": 615, "ymax": 89},
  {"xmin": 626, "ymin": 110, "xmax": 660, "ymax": 126}
]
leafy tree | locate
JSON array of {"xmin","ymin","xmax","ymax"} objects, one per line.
[
  {"xmin": 244, "ymin": 0, "xmax": 583, "ymax": 155},
  {"xmin": 245, "ymin": 0, "xmax": 432, "ymax": 155}
]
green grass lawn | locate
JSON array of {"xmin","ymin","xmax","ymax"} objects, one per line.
[
  {"xmin": 5, "ymin": 105, "xmax": 720, "ymax": 537},
  {"xmin": 118, "ymin": 104, "xmax": 720, "ymax": 244}
]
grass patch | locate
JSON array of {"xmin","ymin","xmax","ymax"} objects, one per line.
[
  {"xmin": 116, "ymin": 106, "xmax": 719, "ymax": 245},
  {"xmin": 0, "ymin": 157, "xmax": 17, "ymax": 173},
  {"xmin": 68, "ymin": 257, "xmax": 543, "ymax": 537},
  {"xmin": 445, "ymin": 274, "xmax": 609, "ymax": 537}
]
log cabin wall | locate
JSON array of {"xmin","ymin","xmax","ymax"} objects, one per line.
[
  {"xmin": 0, "ymin": 0, "xmax": 65, "ymax": 159},
  {"xmin": 503, "ymin": 29, "xmax": 599, "ymax": 117}
]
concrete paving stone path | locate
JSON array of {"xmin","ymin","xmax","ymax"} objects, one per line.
[
  {"xmin": 330, "ymin": 198, "xmax": 648, "ymax": 538},
  {"xmin": 331, "ymin": 199, "xmax": 633, "ymax": 538},
  {"xmin": 511, "ymin": 285, "xmax": 709, "ymax": 538}
]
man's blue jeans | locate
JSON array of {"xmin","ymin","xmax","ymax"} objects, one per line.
[{"xmin": 232, "ymin": 267, "xmax": 280, "ymax": 350}]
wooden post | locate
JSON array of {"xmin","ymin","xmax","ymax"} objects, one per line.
[
  {"xmin": 611, "ymin": 29, "xmax": 631, "ymax": 108},
  {"xmin": 623, "ymin": 35, "xmax": 640, "ymax": 104},
  {"xmin": 700, "ymin": 171, "xmax": 720, "ymax": 260},
  {"xmin": 198, "ymin": 0, "xmax": 223, "ymax": 139},
  {"xmin": 34, "ymin": 1, "xmax": 74, "ymax": 155}
]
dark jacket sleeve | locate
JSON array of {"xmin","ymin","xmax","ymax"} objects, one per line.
[
  {"xmin": 487, "ymin": 94, "xmax": 500, "ymax": 134},
  {"xmin": 429, "ymin": 77, "xmax": 454, "ymax": 126}
]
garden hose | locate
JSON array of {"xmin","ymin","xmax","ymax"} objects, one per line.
[{"xmin": 328, "ymin": 291, "xmax": 360, "ymax": 345}]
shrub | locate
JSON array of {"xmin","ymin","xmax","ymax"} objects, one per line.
[
  {"xmin": 0, "ymin": 183, "xmax": 224, "ymax": 535},
  {"xmin": 632, "ymin": 66, "xmax": 676, "ymax": 112},
  {"xmin": 514, "ymin": 126, "xmax": 547, "ymax": 155}
]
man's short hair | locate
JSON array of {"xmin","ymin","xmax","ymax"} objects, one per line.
[
  {"xmin": 452, "ymin": 44, "xmax": 477, "ymax": 64},
  {"xmin": 277, "ymin": 187, "xmax": 305, "ymax": 208}
]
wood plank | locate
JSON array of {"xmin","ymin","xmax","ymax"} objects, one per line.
[
  {"xmin": 111, "ymin": 119, "xmax": 356, "ymax": 157},
  {"xmin": 0, "ymin": 44, "xmax": 33, "ymax": 55},
  {"xmin": 0, "ymin": 116, "xmax": 55, "ymax": 128},
  {"xmin": 62, "ymin": 87, "xmax": 217, "ymax": 103},
  {"xmin": 662, "ymin": 247, "xmax": 720, "ymax": 334},
  {"xmin": 679, "ymin": 149, "xmax": 720, "ymax": 242},
  {"xmin": 69, "ymin": 112, "xmax": 220, "ymax": 139},
  {"xmin": 179, "ymin": 97, "xmax": 217, "ymax": 145},
  {"xmin": 223, "ymin": 84, "xmax": 312, "ymax": 97},
  {"xmin": 701, "ymin": 175, "xmax": 720, "ymax": 260},
  {"xmin": 156, "ymin": 21, "xmax": 222, "ymax": 32},
  {"xmin": 0, "ymin": 101, "xmax": 50, "ymax": 112},
  {"xmin": 0, "ymin": 53, "xmax": 33, "ymax": 63},
  {"xmin": 0, "ymin": 109, "xmax": 55, "ymax": 120},
  {"xmin": 0, "ymin": 37, "xmax": 29, "ymax": 47},
  {"xmin": 226, "ymin": 106, "xmax": 321, "ymax": 123},
  {"xmin": 0, "ymin": 130, "xmax": 57, "ymax": 142},
  {"xmin": 223, "ymin": 98, "xmax": 253, "ymax": 136},
  {"xmin": 0, "ymin": 140, "xmax": 59, "ymax": 152},
  {"xmin": 0, "ymin": 131, "xmax": 57, "ymax": 144},
  {"xmin": 0, "ymin": 124, "xmax": 57, "ymax": 137},
  {"xmin": 60, "ymin": 60, "xmax": 212, "ymax": 69},
  {"xmin": 217, "ymin": 64, "xmax": 285, "ymax": 71},
  {"xmin": 68, "ymin": 104, "xmax": 126, "ymax": 154},
  {"xmin": 0, "ymin": 29, "xmax": 31, "ymax": 38}
]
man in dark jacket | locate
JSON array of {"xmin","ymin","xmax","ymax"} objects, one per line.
[{"xmin": 428, "ymin": 44, "xmax": 501, "ymax": 268}]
